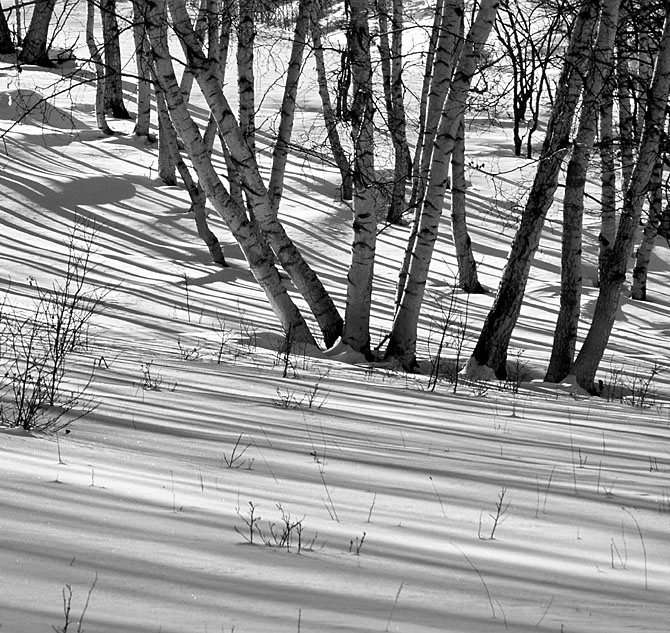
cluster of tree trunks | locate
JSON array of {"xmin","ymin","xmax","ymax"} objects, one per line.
[{"xmin": 6, "ymin": 0, "xmax": 670, "ymax": 394}]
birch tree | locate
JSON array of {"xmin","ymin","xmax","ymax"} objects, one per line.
[
  {"xmin": 387, "ymin": 0, "xmax": 499, "ymax": 369},
  {"xmin": 545, "ymin": 0, "xmax": 619, "ymax": 382},
  {"xmin": 341, "ymin": 0, "xmax": 377, "ymax": 354},
  {"xmin": 18, "ymin": 0, "xmax": 55, "ymax": 65},
  {"xmin": 572, "ymin": 11, "xmax": 670, "ymax": 392},
  {"xmin": 100, "ymin": 0, "xmax": 130, "ymax": 119},
  {"xmin": 377, "ymin": 0, "xmax": 412, "ymax": 224},
  {"xmin": 310, "ymin": 1, "xmax": 353, "ymax": 200},
  {"xmin": 466, "ymin": 0, "xmax": 601, "ymax": 380},
  {"xmin": 137, "ymin": 0, "xmax": 316, "ymax": 344},
  {"xmin": 631, "ymin": 156, "xmax": 665, "ymax": 300},
  {"xmin": 165, "ymin": 0, "xmax": 344, "ymax": 347},
  {"xmin": 86, "ymin": 0, "xmax": 113, "ymax": 135}
]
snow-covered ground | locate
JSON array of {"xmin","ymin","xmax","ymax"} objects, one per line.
[{"xmin": 1, "ymin": 8, "xmax": 670, "ymax": 632}]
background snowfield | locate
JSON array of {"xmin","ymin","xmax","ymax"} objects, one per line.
[{"xmin": 1, "ymin": 5, "xmax": 670, "ymax": 631}]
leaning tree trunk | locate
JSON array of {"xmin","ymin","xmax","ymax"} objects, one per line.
[
  {"xmin": 100, "ymin": 0, "xmax": 130, "ymax": 119},
  {"xmin": 408, "ymin": 0, "xmax": 464, "ymax": 216},
  {"xmin": 341, "ymin": 0, "xmax": 377, "ymax": 355},
  {"xmin": 17, "ymin": 0, "xmax": 56, "ymax": 65},
  {"xmin": 630, "ymin": 156, "xmax": 664, "ymax": 301},
  {"xmin": 138, "ymin": 0, "xmax": 315, "ymax": 344},
  {"xmin": 451, "ymin": 114, "xmax": 484, "ymax": 293},
  {"xmin": 86, "ymin": 0, "xmax": 113, "ymax": 134},
  {"xmin": 396, "ymin": 0, "xmax": 463, "ymax": 310},
  {"xmin": 267, "ymin": 0, "xmax": 311, "ymax": 214},
  {"xmin": 572, "ymin": 13, "xmax": 670, "ymax": 393},
  {"xmin": 465, "ymin": 0, "xmax": 600, "ymax": 380},
  {"xmin": 167, "ymin": 0, "xmax": 344, "ymax": 347},
  {"xmin": 310, "ymin": 2, "xmax": 353, "ymax": 201},
  {"xmin": 154, "ymin": 90, "xmax": 227, "ymax": 266},
  {"xmin": 156, "ymin": 89, "xmax": 178, "ymax": 185},
  {"xmin": 545, "ymin": 0, "xmax": 619, "ymax": 383},
  {"xmin": 386, "ymin": 0, "xmax": 498, "ymax": 369}
]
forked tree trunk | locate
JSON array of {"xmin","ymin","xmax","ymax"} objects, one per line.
[
  {"xmin": 386, "ymin": 0, "xmax": 499, "ymax": 369},
  {"xmin": 545, "ymin": 0, "xmax": 619, "ymax": 383},
  {"xmin": 451, "ymin": 115, "xmax": 484, "ymax": 293},
  {"xmin": 465, "ymin": 0, "xmax": 600, "ymax": 380},
  {"xmin": 631, "ymin": 156, "xmax": 664, "ymax": 301},
  {"xmin": 166, "ymin": 0, "xmax": 343, "ymax": 347},
  {"xmin": 310, "ymin": 2, "xmax": 353, "ymax": 201},
  {"xmin": 18, "ymin": 0, "xmax": 56, "ymax": 65},
  {"xmin": 86, "ymin": 0, "xmax": 113, "ymax": 135},
  {"xmin": 267, "ymin": 0, "xmax": 311, "ymax": 214},
  {"xmin": 139, "ymin": 0, "xmax": 315, "ymax": 343},
  {"xmin": 572, "ymin": 13, "xmax": 670, "ymax": 392},
  {"xmin": 342, "ymin": 0, "xmax": 377, "ymax": 355},
  {"xmin": 100, "ymin": 0, "xmax": 130, "ymax": 119}
]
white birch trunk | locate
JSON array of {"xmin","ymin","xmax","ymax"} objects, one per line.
[
  {"xmin": 387, "ymin": 0, "xmax": 499, "ymax": 368},
  {"xmin": 342, "ymin": 0, "xmax": 377, "ymax": 355},
  {"xmin": 310, "ymin": 3, "xmax": 353, "ymax": 201},
  {"xmin": 631, "ymin": 157, "xmax": 663, "ymax": 300},
  {"xmin": 237, "ymin": 0, "xmax": 255, "ymax": 152},
  {"xmin": 267, "ymin": 0, "xmax": 310, "ymax": 214},
  {"xmin": 100, "ymin": 0, "xmax": 130, "ymax": 119},
  {"xmin": 545, "ymin": 0, "xmax": 619, "ymax": 383},
  {"xmin": 465, "ymin": 0, "xmax": 600, "ymax": 379},
  {"xmin": 166, "ymin": 0, "xmax": 344, "ymax": 347},
  {"xmin": 451, "ymin": 115, "xmax": 483, "ymax": 293},
  {"xmin": 598, "ymin": 76, "xmax": 617, "ymax": 285},
  {"xmin": 138, "ymin": 0, "xmax": 315, "ymax": 343},
  {"xmin": 86, "ymin": 0, "xmax": 113, "ymax": 135},
  {"xmin": 132, "ymin": 0, "xmax": 152, "ymax": 137},
  {"xmin": 572, "ymin": 13, "xmax": 670, "ymax": 392}
]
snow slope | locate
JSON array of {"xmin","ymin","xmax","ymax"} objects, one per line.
[{"xmin": 1, "ymin": 13, "xmax": 670, "ymax": 633}]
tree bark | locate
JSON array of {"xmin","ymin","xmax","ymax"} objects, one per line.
[
  {"xmin": 100, "ymin": 0, "xmax": 130, "ymax": 119},
  {"xmin": 545, "ymin": 0, "xmax": 619, "ymax": 383},
  {"xmin": 86, "ymin": 0, "xmax": 113, "ymax": 135},
  {"xmin": 572, "ymin": 13, "xmax": 670, "ymax": 392},
  {"xmin": 267, "ymin": 0, "xmax": 311, "ymax": 214},
  {"xmin": 154, "ymin": 89, "xmax": 227, "ymax": 266},
  {"xmin": 451, "ymin": 115, "xmax": 484, "ymax": 293},
  {"xmin": 631, "ymin": 156, "xmax": 663, "ymax": 301},
  {"xmin": 387, "ymin": 0, "xmax": 499, "ymax": 369},
  {"xmin": 237, "ymin": 0, "xmax": 255, "ymax": 153},
  {"xmin": 166, "ymin": 0, "xmax": 343, "ymax": 347},
  {"xmin": 342, "ymin": 0, "xmax": 377, "ymax": 355},
  {"xmin": 310, "ymin": 2, "xmax": 353, "ymax": 200},
  {"xmin": 378, "ymin": 0, "xmax": 412, "ymax": 225},
  {"xmin": 466, "ymin": 0, "xmax": 600, "ymax": 380},
  {"xmin": 132, "ymin": 0, "xmax": 153, "ymax": 137},
  {"xmin": 18, "ymin": 0, "xmax": 56, "ymax": 65},
  {"xmin": 138, "ymin": 0, "xmax": 315, "ymax": 344},
  {"xmin": 598, "ymin": 74, "xmax": 617, "ymax": 285}
]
